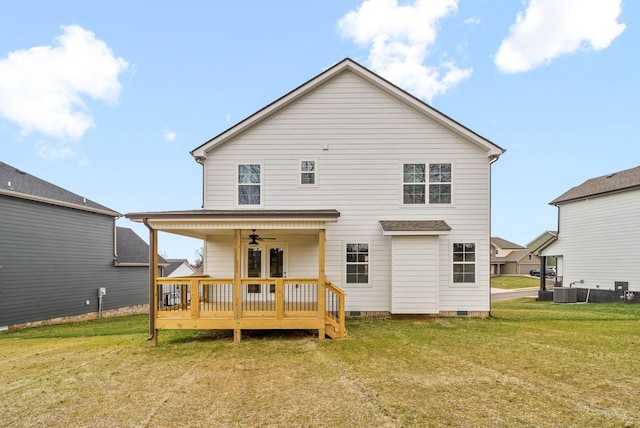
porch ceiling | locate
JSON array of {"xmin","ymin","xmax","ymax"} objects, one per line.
[{"xmin": 125, "ymin": 209, "xmax": 340, "ymax": 239}]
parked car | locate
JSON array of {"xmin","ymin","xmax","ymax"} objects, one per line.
[{"xmin": 530, "ymin": 268, "xmax": 556, "ymax": 277}]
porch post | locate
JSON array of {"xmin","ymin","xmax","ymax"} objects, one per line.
[
  {"xmin": 233, "ymin": 228, "xmax": 242, "ymax": 343},
  {"xmin": 318, "ymin": 228, "xmax": 326, "ymax": 340},
  {"xmin": 148, "ymin": 225, "xmax": 158, "ymax": 346}
]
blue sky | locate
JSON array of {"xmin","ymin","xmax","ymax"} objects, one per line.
[{"xmin": 1, "ymin": 0, "xmax": 637, "ymax": 262}]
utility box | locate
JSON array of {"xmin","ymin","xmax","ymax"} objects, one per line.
[
  {"xmin": 98, "ymin": 287, "xmax": 107, "ymax": 296},
  {"xmin": 553, "ymin": 287, "xmax": 577, "ymax": 303},
  {"xmin": 615, "ymin": 282, "xmax": 628, "ymax": 292}
]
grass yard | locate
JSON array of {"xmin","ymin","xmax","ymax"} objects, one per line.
[
  {"xmin": 491, "ymin": 275, "xmax": 548, "ymax": 289},
  {"xmin": 1, "ymin": 300, "xmax": 639, "ymax": 427}
]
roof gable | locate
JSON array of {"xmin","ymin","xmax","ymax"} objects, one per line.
[
  {"xmin": 550, "ymin": 165, "xmax": 640, "ymax": 205},
  {"xmin": 0, "ymin": 161, "xmax": 120, "ymax": 217},
  {"xmin": 191, "ymin": 58, "xmax": 505, "ymax": 159}
]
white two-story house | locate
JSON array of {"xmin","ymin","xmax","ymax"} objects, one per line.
[{"xmin": 127, "ymin": 58, "xmax": 505, "ymax": 342}]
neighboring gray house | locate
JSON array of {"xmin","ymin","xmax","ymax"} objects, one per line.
[
  {"xmin": 541, "ymin": 165, "xmax": 640, "ymax": 299},
  {"xmin": 0, "ymin": 162, "xmax": 154, "ymax": 330}
]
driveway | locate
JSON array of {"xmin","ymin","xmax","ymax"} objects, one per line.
[{"xmin": 491, "ymin": 287, "xmax": 538, "ymax": 302}]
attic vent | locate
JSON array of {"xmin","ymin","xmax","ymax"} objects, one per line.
[
  {"xmin": 606, "ymin": 173, "xmax": 616, "ymax": 178},
  {"xmin": 7, "ymin": 181, "xmax": 11, "ymax": 189},
  {"xmin": 14, "ymin": 169, "xmax": 26, "ymax": 175}
]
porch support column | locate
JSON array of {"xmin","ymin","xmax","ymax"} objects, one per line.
[
  {"xmin": 233, "ymin": 228, "xmax": 242, "ymax": 343},
  {"xmin": 318, "ymin": 228, "xmax": 326, "ymax": 340},
  {"xmin": 145, "ymin": 223, "xmax": 158, "ymax": 346},
  {"xmin": 540, "ymin": 256, "xmax": 547, "ymax": 291}
]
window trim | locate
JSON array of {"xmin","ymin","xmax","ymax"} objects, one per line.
[
  {"xmin": 344, "ymin": 241, "xmax": 370, "ymax": 286},
  {"xmin": 236, "ymin": 163, "xmax": 263, "ymax": 207}
]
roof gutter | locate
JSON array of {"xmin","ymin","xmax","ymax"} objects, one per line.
[{"xmin": 143, "ymin": 218, "xmax": 156, "ymax": 343}]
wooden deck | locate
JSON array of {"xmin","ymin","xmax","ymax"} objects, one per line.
[{"xmin": 153, "ymin": 277, "xmax": 346, "ymax": 342}]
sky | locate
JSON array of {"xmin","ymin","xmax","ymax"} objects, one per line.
[{"xmin": 1, "ymin": 0, "xmax": 637, "ymax": 262}]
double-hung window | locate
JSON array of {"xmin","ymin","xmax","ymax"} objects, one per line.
[
  {"xmin": 346, "ymin": 243, "xmax": 369, "ymax": 284},
  {"xmin": 300, "ymin": 160, "xmax": 315, "ymax": 185},
  {"xmin": 403, "ymin": 163, "xmax": 426, "ymax": 204},
  {"xmin": 238, "ymin": 164, "xmax": 261, "ymax": 205},
  {"xmin": 403, "ymin": 163, "xmax": 451, "ymax": 205},
  {"xmin": 429, "ymin": 163, "xmax": 451, "ymax": 204},
  {"xmin": 453, "ymin": 243, "xmax": 475, "ymax": 283}
]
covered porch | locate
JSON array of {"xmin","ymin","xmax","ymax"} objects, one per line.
[{"xmin": 125, "ymin": 210, "xmax": 346, "ymax": 344}]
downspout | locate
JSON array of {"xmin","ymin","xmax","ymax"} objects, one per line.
[
  {"xmin": 488, "ymin": 154, "xmax": 499, "ymax": 316},
  {"xmin": 195, "ymin": 156, "xmax": 205, "ymax": 208},
  {"xmin": 143, "ymin": 219, "xmax": 156, "ymax": 342}
]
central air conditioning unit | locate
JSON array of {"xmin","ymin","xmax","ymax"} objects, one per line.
[{"xmin": 553, "ymin": 287, "xmax": 577, "ymax": 304}]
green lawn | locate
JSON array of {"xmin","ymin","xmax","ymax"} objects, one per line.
[
  {"xmin": 1, "ymin": 300, "xmax": 639, "ymax": 427},
  {"xmin": 491, "ymin": 275, "xmax": 548, "ymax": 289}
]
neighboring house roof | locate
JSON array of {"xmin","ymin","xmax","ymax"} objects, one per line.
[
  {"xmin": 191, "ymin": 58, "xmax": 505, "ymax": 160},
  {"xmin": 491, "ymin": 237, "xmax": 524, "ymax": 250},
  {"xmin": 550, "ymin": 165, "xmax": 640, "ymax": 205},
  {"xmin": 115, "ymin": 227, "xmax": 168, "ymax": 266},
  {"xmin": 0, "ymin": 161, "xmax": 120, "ymax": 217},
  {"xmin": 164, "ymin": 259, "xmax": 196, "ymax": 277},
  {"xmin": 504, "ymin": 249, "xmax": 531, "ymax": 263},
  {"xmin": 527, "ymin": 230, "xmax": 558, "ymax": 254}
]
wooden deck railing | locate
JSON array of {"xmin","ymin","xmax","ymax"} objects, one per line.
[{"xmin": 154, "ymin": 277, "xmax": 346, "ymax": 341}]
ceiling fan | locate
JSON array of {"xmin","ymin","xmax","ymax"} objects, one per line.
[{"xmin": 248, "ymin": 229, "xmax": 275, "ymax": 245}]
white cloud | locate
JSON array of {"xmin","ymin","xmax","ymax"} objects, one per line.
[
  {"xmin": 163, "ymin": 129, "xmax": 177, "ymax": 143},
  {"xmin": 464, "ymin": 17, "xmax": 480, "ymax": 25},
  {"xmin": 0, "ymin": 25, "xmax": 129, "ymax": 140},
  {"xmin": 338, "ymin": 0, "xmax": 471, "ymax": 102},
  {"xmin": 35, "ymin": 141, "xmax": 88, "ymax": 166},
  {"xmin": 495, "ymin": 0, "xmax": 626, "ymax": 73}
]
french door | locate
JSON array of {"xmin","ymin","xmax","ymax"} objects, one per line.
[{"xmin": 245, "ymin": 244, "xmax": 287, "ymax": 298}]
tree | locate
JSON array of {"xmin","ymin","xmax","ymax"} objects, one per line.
[{"xmin": 192, "ymin": 247, "xmax": 203, "ymax": 268}]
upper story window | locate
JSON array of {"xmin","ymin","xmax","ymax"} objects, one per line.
[
  {"xmin": 300, "ymin": 160, "xmax": 315, "ymax": 185},
  {"xmin": 453, "ymin": 243, "xmax": 475, "ymax": 283},
  {"xmin": 403, "ymin": 163, "xmax": 425, "ymax": 204},
  {"xmin": 403, "ymin": 163, "xmax": 452, "ymax": 205},
  {"xmin": 238, "ymin": 164, "xmax": 261, "ymax": 205},
  {"xmin": 428, "ymin": 163, "xmax": 451, "ymax": 204}
]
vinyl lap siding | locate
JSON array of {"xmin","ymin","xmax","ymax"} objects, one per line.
[
  {"xmin": 391, "ymin": 236, "xmax": 438, "ymax": 313},
  {"xmin": 202, "ymin": 71, "xmax": 493, "ymax": 312},
  {"xmin": 0, "ymin": 196, "xmax": 147, "ymax": 327}
]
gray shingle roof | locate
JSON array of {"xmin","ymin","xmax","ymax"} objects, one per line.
[
  {"xmin": 550, "ymin": 165, "xmax": 640, "ymax": 205},
  {"xmin": 164, "ymin": 258, "xmax": 194, "ymax": 276},
  {"xmin": 115, "ymin": 227, "xmax": 167, "ymax": 265},
  {"xmin": 0, "ymin": 161, "xmax": 120, "ymax": 216},
  {"xmin": 379, "ymin": 220, "xmax": 451, "ymax": 232}
]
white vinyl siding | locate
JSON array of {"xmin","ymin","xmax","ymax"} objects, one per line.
[
  {"xmin": 391, "ymin": 236, "xmax": 438, "ymax": 314},
  {"xmin": 202, "ymin": 71, "xmax": 493, "ymax": 312}
]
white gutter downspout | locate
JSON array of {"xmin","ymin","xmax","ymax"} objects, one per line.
[{"xmin": 488, "ymin": 153, "xmax": 500, "ymax": 316}]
